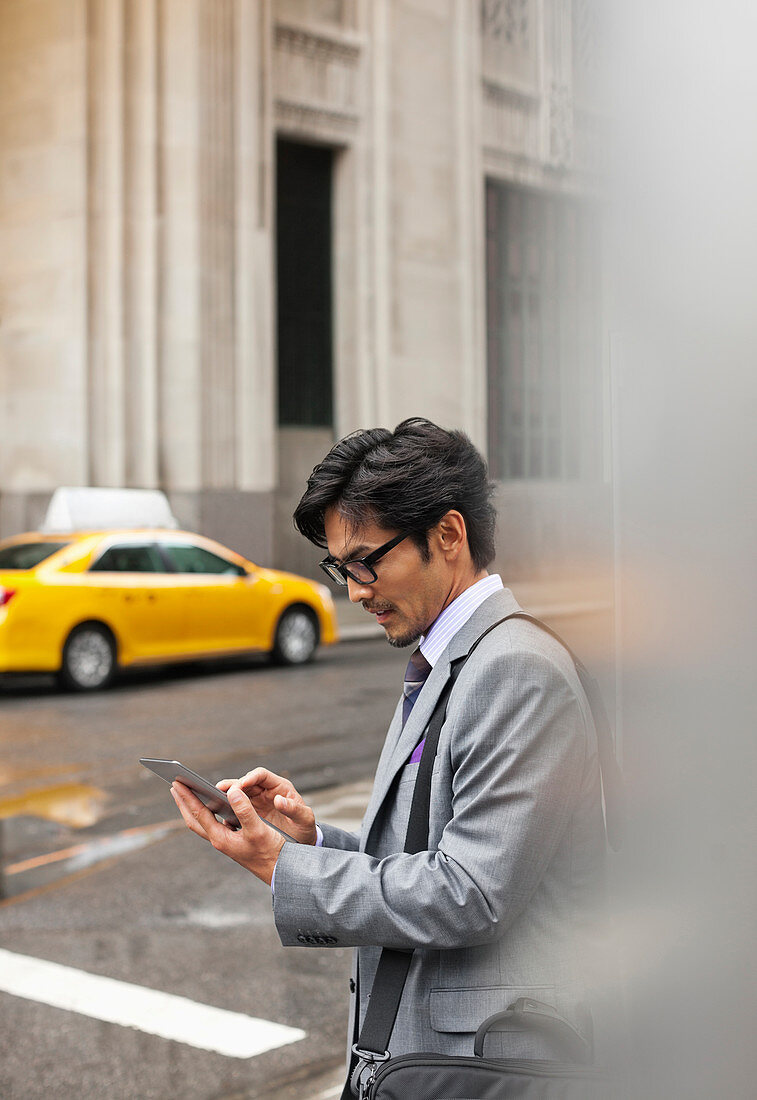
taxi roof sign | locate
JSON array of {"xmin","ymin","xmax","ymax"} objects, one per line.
[{"xmin": 41, "ymin": 488, "xmax": 179, "ymax": 533}]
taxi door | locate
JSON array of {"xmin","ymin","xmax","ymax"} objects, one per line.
[
  {"xmin": 157, "ymin": 539, "xmax": 269, "ymax": 654},
  {"xmin": 86, "ymin": 541, "xmax": 186, "ymax": 662}
]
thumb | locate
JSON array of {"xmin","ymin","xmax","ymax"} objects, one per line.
[{"xmin": 227, "ymin": 785, "xmax": 262, "ymax": 830}]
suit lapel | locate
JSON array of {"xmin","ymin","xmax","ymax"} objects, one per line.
[
  {"xmin": 360, "ymin": 587, "xmax": 523, "ymax": 848},
  {"xmin": 360, "ymin": 657, "xmax": 451, "ymax": 843}
]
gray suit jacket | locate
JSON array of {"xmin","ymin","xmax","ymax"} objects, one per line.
[{"xmin": 273, "ymin": 588, "xmax": 606, "ymax": 1059}]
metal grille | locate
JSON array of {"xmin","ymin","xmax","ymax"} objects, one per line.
[{"xmin": 486, "ymin": 180, "xmax": 602, "ymax": 480}]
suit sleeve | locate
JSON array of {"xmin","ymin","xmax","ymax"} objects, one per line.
[
  {"xmin": 272, "ymin": 647, "xmax": 589, "ymax": 950},
  {"xmin": 318, "ymin": 822, "xmax": 360, "ymax": 851}
]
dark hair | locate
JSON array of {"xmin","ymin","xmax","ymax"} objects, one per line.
[{"xmin": 293, "ymin": 417, "xmax": 497, "ymax": 570}]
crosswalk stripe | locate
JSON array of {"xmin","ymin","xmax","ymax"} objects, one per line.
[{"xmin": 0, "ymin": 948, "xmax": 306, "ymax": 1058}]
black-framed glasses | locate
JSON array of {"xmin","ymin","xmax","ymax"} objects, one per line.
[{"xmin": 319, "ymin": 532, "xmax": 408, "ymax": 586}]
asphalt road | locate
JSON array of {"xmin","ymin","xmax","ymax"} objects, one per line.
[{"xmin": 0, "ymin": 638, "xmax": 407, "ymax": 1100}]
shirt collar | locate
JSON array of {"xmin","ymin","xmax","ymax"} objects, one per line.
[{"xmin": 419, "ymin": 574, "xmax": 504, "ymax": 668}]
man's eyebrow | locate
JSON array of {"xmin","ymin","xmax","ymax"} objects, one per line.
[{"xmin": 335, "ymin": 543, "xmax": 369, "ymax": 561}]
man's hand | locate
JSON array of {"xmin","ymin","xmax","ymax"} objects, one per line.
[
  {"xmin": 170, "ymin": 781, "xmax": 285, "ymax": 885},
  {"xmin": 216, "ymin": 768, "xmax": 317, "ymax": 846}
]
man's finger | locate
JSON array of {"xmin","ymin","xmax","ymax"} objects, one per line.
[
  {"xmin": 216, "ymin": 768, "xmax": 269, "ymax": 793},
  {"xmin": 272, "ymin": 793, "xmax": 313, "ymax": 822},
  {"xmin": 173, "ymin": 780, "xmax": 285, "ymax": 883},
  {"xmin": 171, "ymin": 783, "xmax": 215, "ymax": 840},
  {"xmin": 240, "ymin": 768, "xmax": 292, "ymax": 793}
]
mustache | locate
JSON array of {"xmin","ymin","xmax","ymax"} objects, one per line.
[{"xmin": 363, "ymin": 601, "xmax": 394, "ymax": 614}]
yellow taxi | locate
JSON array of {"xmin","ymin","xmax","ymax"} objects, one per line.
[{"xmin": 0, "ymin": 528, "xmax": 338, "ymax": 690}]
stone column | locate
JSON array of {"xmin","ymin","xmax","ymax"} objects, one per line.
[
  {"xmin": 86, "ymin": 0, "xmax": 127, "ymax": 486},
  {"xmin": 368, "ymin": 0, "xmax": 391, "ymax": 429},
  {"xmin": 374, "ymin": 0, "xmax": 481, "ymax": 436},
  {"xmin": 235, "ymin": 0, "xmax": 276, "ymax": 495},
  {"xmin": 199, "ymin": 0, "xmax": 237, "ymax": 490},
  {"xmin": 0, "ymin": 0, "xmax": 89, "ymax": 535},
  {"xmin": 123, "ymin": 0, "xmax": 159, "ymax": 488},
  {"xmin": 157, "ymin": 0, "xmax": 202, "ymax": 494},
  {"xmin": 452, "ymin": 0, "xmax": 486, "ymax": 448}
]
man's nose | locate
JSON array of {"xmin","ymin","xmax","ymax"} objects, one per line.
[{"xmin": 346, "ymin": 576, "xmax": 373, "ymax": 603}]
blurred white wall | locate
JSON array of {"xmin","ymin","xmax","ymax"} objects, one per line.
[{"xmin": 609, "ymin": 3, "xmax": 757, "ymax": 1094}]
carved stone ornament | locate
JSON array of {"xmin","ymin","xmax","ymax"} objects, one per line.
[
  {"xmin": 549, "ymin": 81, "xmax": 573, "ymax": 170},
  {"xmin": 480, "ymin": 0, "xmax": 530, "ymax": 51},
  {"xmin": 483, "ymin": 78, "xmax": 538, "ymax": 109},
  {"xmin": 274, "ymin": 22, "xmax": 361, "ymax": 67},
  {"xmin": 275, "ymin": 99, "xmax": 359, "ymax": 138}
]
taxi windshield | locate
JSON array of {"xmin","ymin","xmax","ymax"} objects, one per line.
[{"xmin": 0, "ymin": 541, "xmax": 70, "ymax": 570}]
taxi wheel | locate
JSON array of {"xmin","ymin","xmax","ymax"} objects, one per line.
[
  {"xmin": 271, "ymin": 606, "xmax": 319, "ymax": 666},
  {"xmin": 59, "ymin": 623, "xmax": 117, "ymax": 691}
]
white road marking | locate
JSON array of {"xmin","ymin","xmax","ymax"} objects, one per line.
[{"xmin": 0, "ymin": 948, "xmax": 305, "ymax": 1058}]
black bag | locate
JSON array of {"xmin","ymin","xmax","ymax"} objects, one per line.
[
  {"xmin": 351, "ymin": 994, "xmax": 615, "ymax": 1098},
  {"xmin": 345, "ymin": 613, "xmax": 624, "ymax": 1100},
  {"xmin": 357, "ymin": 1054, "xmax": 611, "ymax": 1099}
]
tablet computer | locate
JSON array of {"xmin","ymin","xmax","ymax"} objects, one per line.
[
  {"xmin": 140, "ymin": 758, "xmax": 296, "ymax": 840},
  {"xmin": 139, "ymin": 758, "xmax": 241, "ymax": 829}
]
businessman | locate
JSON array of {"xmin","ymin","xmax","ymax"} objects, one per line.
[{"xmin": 172, "ymin": 418, "xmax": 607, "ymax": 1072}]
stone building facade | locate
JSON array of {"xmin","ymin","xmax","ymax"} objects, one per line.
[{"xmin": 0, "ymin": 0, "xmax": 609, "ymax": 585}]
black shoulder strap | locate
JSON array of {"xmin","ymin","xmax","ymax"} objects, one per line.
[
  {"xmin": 351, "ymin": 611, "xmax": 624, "ymax": 1075},
  {"xmin": 409, "ymin": 611, "xmax": 624, "ymax": 855}
]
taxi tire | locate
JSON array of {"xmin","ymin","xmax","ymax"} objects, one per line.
[
  {"xmin": 271, "ymin": 606, "xmax": 319, "ymax": 666},
  {"xmin": 59, "ymin": 623, "xmax": 117, "ymax": 691}
]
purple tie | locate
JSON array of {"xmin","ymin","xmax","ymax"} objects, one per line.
[{"xmin": 403, "ymin": 648, "xmax": 432, "ymax": 761}]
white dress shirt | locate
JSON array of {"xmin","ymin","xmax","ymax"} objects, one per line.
[{"xmin": 419, "ymin": 573, "xmax": 504, "ymax": 668}]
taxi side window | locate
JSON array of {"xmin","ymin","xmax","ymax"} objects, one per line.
[
  {"xmin": 89, "ymin": 544, "xmax": 166, "ymax": 573},
  {"xmin": 160, "ymin": 543, "xmax": 245, "ymax": 576},
  {"xmin": 0, "ymin": 541, "xmax": 70, "ymax": 569}
]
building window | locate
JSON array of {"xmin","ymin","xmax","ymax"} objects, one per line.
[
  {"xmin": 276, "ymin": 139, "xmax": 334, "ymax": 428},
  {"xmin": 486, "ymin": 180, "xmax": 603, "ymax": 480}
]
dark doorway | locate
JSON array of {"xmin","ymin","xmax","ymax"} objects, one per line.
[{"xmin": 276, "ymin": 139, "xmax": 334, "ymax": 428}]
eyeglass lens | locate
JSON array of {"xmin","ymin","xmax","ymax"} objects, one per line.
[
  {"xmin": 322, "ymin": 560, "xmax": 374, "ymax": 585},
  {"xmin": 320, "ymin": 532, "xmax": 406, "ymax": 586}
]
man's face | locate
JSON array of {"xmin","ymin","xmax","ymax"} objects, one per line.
[{"xmin": 323, "ymin": 508, "xmax": 451, "ymax": 648}]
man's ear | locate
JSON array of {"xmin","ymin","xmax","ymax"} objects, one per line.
[{"xmin": 435, "ymin": 511, "xmax": 467, "ymax": 558}]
